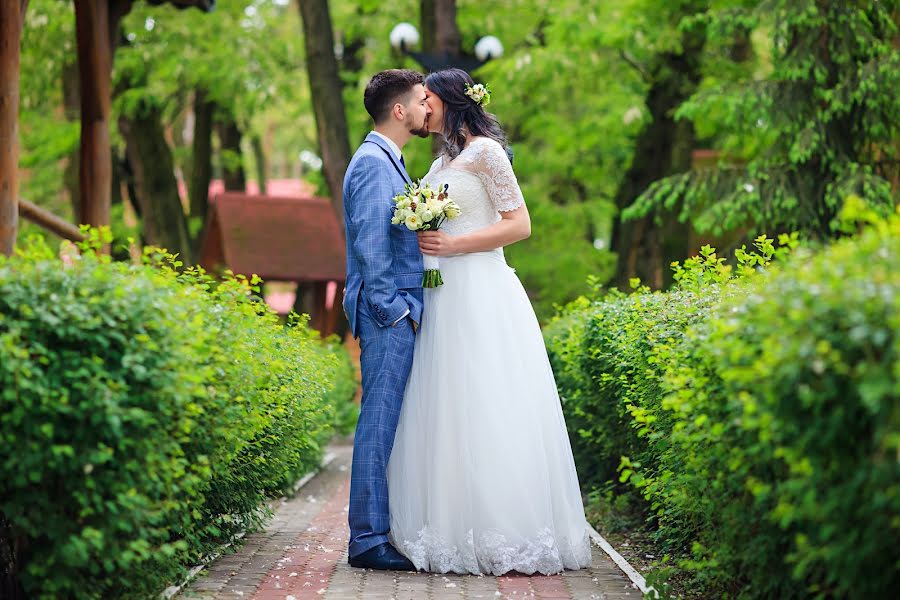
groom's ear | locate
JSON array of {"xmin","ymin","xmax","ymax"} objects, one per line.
[{"xmin": 391, "ymin": 101, "xmax": 405, "ymax": 122}]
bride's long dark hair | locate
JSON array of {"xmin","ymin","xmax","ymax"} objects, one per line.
[{"xmin": 424, "ymin": 68, "xmax": 513, "ymax": 163}]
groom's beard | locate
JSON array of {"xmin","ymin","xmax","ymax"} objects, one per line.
[{"xmin": 408, "ymin": 116, "xmax": 430, "ymax": 139}]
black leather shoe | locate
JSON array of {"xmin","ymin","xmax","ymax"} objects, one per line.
[{"xmin": 348, "ymin": 542, "xmax": 416, "ymax": 571}]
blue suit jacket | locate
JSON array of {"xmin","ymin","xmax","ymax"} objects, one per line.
[{"xmin": 343, "ymin": 133, "xmax": 424, "ymax": 338}]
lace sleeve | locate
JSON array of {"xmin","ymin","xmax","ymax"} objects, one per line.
[{"xmin": 471, "ymin": 139, "xmax": 525, "ymax": 212}]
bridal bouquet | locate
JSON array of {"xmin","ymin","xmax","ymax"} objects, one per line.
[{"xmin": 391, "ymin": 181, "xmax": 462, "ymax": 287}]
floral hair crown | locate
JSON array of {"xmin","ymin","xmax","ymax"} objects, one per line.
[{"xmin": 464, "ymin": 82, "xmax": 491, "ymax": 107}]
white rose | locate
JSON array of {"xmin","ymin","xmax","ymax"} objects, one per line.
[
  {"xmin": 444, "ymin": 201, "xmax": 461, "ymax": 219},
  {"xmin": 421, "ymin": 209, "xmax": 434, "ymax": 222}
]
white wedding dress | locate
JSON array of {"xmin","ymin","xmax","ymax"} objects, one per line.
[{"xmin": 387, "ymin": 137, "xmax": 592, "ymax": 575}]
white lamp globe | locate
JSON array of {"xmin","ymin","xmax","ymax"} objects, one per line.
[
  {"xmin": 474, "ymin": 36, "xmax": 504, "ymax": 62},
  {"xmin": 390, "ymin": 23, "xmax": 420, "ymax": 51}
]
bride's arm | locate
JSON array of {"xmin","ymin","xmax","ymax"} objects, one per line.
[
  {"xmin": 418, "ymin": 139, "xmax": 530, "ymax": 256},
  {"xmin": 418, "ymin": 204, "xmax": 530, "ymax": 256}
]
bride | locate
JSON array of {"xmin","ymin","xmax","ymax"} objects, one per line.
[{"xmin": 386, "ymin": 68, "xmax": 592, "ymax": 575}]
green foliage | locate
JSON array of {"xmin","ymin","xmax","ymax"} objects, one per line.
[
  {"xmin": 320, "ymin": 337, "xmax": 360, "ymax": 435},
  {"xmin": 0, "ymin": 232, "xmax": 356, "ymax": 599},
  {"xmin": 17, "ymin": 0, "xmax": 900, "ymax": 319},
  {"xmin": 473, "ymin": 0, "xmax": 638, "ymax": 318},
  {"xmin": 545, "ymin": 280, "xmax": 728, "ymax": 501},
  {"xmin": 626, "ymin": 1, "xmax": 900, "ymax": 237},
  {"xmin": 18, "ymin": 1, "xmax": 78, "ymax": 237},
  {"xmin": 117, "ymin": 1, "xmax": 304, "ymax": 131},
  {"xmin": 327, "ymin": 0, "xmax": 625, "ymax": 319},
  {"xmin": 547, "ymin": 209, "xmax": 899, "ymax": 597}
]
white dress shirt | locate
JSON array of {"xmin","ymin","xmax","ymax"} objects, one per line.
[{"xmin": 370, "ymin": 130, "xmax": 403, "ymax": 162}]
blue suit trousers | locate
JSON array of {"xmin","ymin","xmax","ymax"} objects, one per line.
[{"xmin": 348, "ymin": 289, "xmax": 422, "ymax": 557}]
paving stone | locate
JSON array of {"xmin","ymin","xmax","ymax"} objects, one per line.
[{"xmin": 178, "ymin": 442, "xmax": 646, "ymax": 600}]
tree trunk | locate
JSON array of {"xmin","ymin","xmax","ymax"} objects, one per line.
[
  {"xmin": 421, "ymin": 0, "xmax": 461, "ymax": 57},
  {"xmin": 431, "ymin": 0, "xmax": 460, "ymax": 56},
  {"xmin": 297, "ymin": 0, "xmax": 351, "ymax": 229},
  {"xmin": 293, "ymin": 282, "xmax": 330, "ymax": 333},
  {"xmin": 421, "ymin": 0, "xmax": 436, "ymax": 54},
  {"xmin": 421, "ymin": 0, "xmax": 461, "ymax": 153},
  {"xmin": 610, "ymin": 6, "xmax": 706, "ymax": 290},
  {"xmin": 251, "ymin": 135, "xmax": 267, "ymax": 195},
  {"xmin": 62, "ymin": 59, "xmax": 81, "ymax": 222},
  {"xmin": 119, "ymin": 106, "xmax": 193, "ymax": 263},
  {"xmin": 0, "ymin": 0, "xmax": 25, "ymax": 256},
  {"xmin": 1, "ymin": 513, "xmax": 26, "ymax": 600},
  {"xmin": 190, "ymin": 88, "xmax": 213, "ymax": 218},
  {"xmin": 216, "ymin": 112, "xmax": 246, "ymax": 192},
  {"xmin": 0, "ymin": 8, "xmax": 24, "ymax": 593}
]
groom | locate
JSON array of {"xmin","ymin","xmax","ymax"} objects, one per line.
[{"xmin": 343, "ymin": 69, "xmax": 431, "ymax": 571}]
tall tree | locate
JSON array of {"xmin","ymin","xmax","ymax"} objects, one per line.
[
  {"xmin": 297, "ymin": 0, "xmax": 351, "ymax": 227},
  {"xmin": 216, "ymin": 107, "xmax": 246, "ymax": 192},
  {"xmin": 61, "ymin": 59, "xmax": 81, "ymax": 221},
  {"xmin": 420, "ymin": 0, "xmax": 462, "ymax": 155},
  {"xmin": 422, "ymin": 0, "xmax": 461, "ymax": 59},
  {"xmin": 0, "ymin": 0, "xmax": 27, "ymax": 256},
  {"xmin": 189, "ymin": 87, "xmax": 213, "ymax": 220},
  {"xmin": 250, "ymin": 134, "xmax": 267, "ymax": 195},
  {"xmin": 117, "ymin": 0, "xmax": 295, "ymax": 250},
  {"xmin": 625, "ymin": 1, "xmax": 900, "ymax": 238},
  {"xmin": 118, "ymin": 99, "xmax": 193, "ymax": 262},
  {"xmin": 72, "ymin": 0, "xmax": 213, "ymax": 237},
  {"xmin": 610, "ymin": 1, "xmax": 708, "ymax": 289}
]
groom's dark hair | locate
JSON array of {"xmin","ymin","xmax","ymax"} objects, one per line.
[{"xmin": 364, "ymin": 69, "xmax": 424, "ymax": 124}]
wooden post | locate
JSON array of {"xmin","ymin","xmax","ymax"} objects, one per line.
[
  {"xmin": 73, "ymin": 0, "xmax": 134, "ymax": 232},
  {"xmin": 0, "ymin": 1, "xmax": 26, "ymax": 257},
  {"xmin": 74, "ymin": 0, "xmax": 113, "ymax": 230}
]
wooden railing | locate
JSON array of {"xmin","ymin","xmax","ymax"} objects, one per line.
[{"xmin": 18, "ymin": 199, "xmax": 84, "ymax": 242}]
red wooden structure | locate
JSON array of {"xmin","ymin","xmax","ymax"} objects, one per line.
[{"xmin": 199, "ymin": 193, "xmax": 346, "ymax": 336}]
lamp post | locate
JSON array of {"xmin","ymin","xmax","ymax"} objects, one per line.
[{"xmin": 389, "ymin": 22, "xmax": 503, "ymax": 73}]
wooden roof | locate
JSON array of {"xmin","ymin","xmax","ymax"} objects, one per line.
[{"xmin": 199, "ymin": 193, "xmax": 346, "ymax": 283}]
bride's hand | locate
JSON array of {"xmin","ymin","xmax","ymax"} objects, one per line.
[{"xmin": 418, "ymin": 230, "xmax": 457, "ymax": 256}]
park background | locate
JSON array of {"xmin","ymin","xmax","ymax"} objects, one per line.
[{"xmin": 1, "ymin": 1, "xmax": 898, "ymax": 599}]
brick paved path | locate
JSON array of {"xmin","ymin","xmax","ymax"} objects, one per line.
[{"xmin": 180, "ymin": 443, "xmax": 642, "ymax": 600}]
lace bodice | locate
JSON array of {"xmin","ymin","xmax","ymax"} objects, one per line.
[{"xmin": 421, "ymin": 137, "xmax": 525, "ymax": 258}]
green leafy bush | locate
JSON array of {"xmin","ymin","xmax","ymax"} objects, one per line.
[
  {"xmin": 546, "ymin": 239, "xmax": 784, "ymax": 498},
  {"xmin": 320, "ymin": 340, "xmax": 359, "ymax": 436},
  {"xmin": 0, "ymin": 235, "xmax": 356, "ymax": 599},
  {"xmin": 548, "ymin": 217, "xmax": 899, "ymax": 597}
]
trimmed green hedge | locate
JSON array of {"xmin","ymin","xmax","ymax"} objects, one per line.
[
  {"xmin": 0, "ymin": 237, "xmax": 357, "ymax": 599},
  {"xmin": 547, "ymin": 214, "xmax": 899, "ymax": 598}
]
